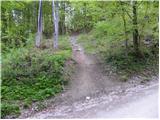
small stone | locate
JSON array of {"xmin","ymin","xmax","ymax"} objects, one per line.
[
  {"xmin": 86, "ymin": 96, "xmax": 90, "ymax": 100},
  {"xmin": 76, "ymin": 48, "xmax": 81, "ymax": 51}
]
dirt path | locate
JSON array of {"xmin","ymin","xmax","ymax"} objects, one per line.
[
  {"xmin": 24, "ymin": 35, "xmax": 158, "ymax": 119},
  {"xmin": 66, "ymin": 35, "xmax": 122, "ymax": 101}
]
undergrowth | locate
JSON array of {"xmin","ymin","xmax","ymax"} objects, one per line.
[
  {"xmin": 1, "ymin": 35, "xmax": 72, "ymax": 118},
  {"xmin": 105, "ymin": 49, "xmax": 158, "ymax": 75},
  {"xmin": 77, "ymin": 29, "xmax": 158, "ymax": 79}
]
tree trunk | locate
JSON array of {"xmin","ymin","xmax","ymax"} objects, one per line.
[
  {"xmin": 61, "ymin": 1, "xmax": 66, "ymax": 35},
  {"xmin": 122, "ymin": 14, "xmax": 128, "ymax": 57},
  {"xmin": 52, "ymin": 0, "xmax": 59, "ymax": 49},
  {"xmin": 120, "ymin": 2, "xmax": 128, "ymax": 57},
  {"xmin": 35, "ymin": 0, "xmax": 42, "ymax": 47},
  {"xmin": 83, "ymin": 2, "xmax": 87, "ymax": 33},
  {"xmin": 132, "ymin": 1, "xmax": 140, "ymax": 56}
]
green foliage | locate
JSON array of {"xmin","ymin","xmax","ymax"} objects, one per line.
[
  {"xmin": 77, "ymin": 1, "xmax": 158, "ymax": 67},
  {"xmin": 1, "ymin": 103, "xmax": 20, "ymax": 118},
  {"xmin": 1, "ymin": 35, "xmax": 72, "ymax": 118},
  {"xmin": 1, "ymin": 1, "xmax": 37, "ymax": 52},
  {"xmin": 2, "ymin": 49, "xmax": 68, "ymax": 100},
  {"xmin": 105, "ymin": 49, "xmax": 158, "ymax": 74},
  {"xmin": 77, "ymin": 33, "xmax": 97, "ymax": 54},
  {"xmin": 93, "ymin": 19, "xmax": 125, "ymax": 41},
  {"xmin": 78, "ymin": 16, "xmax": 158, "ymax": 76},
  {"xmin": 67, "ymin": 1, "xmax": 102, "ymax": 32},
  {"xmin": 1, "ymin": 0, "xmax": 158, "ymax": 118},
  {"xmin": 59, "ymin": 35, "xmax": 72, "ymax": 51},
  {"xmin": 78, "ymin": 31, "xmax": 158, "ymax": 77}
]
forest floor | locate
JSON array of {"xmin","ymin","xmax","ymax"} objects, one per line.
[{"xmin": 19, "ymin": 35, "xmax": 159, "ymax": 118}]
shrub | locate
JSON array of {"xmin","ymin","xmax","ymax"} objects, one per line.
[
  {"xmin": 1, "ymin": 103, "xmax": 20, "ymax": 118},
  {"xmin": 1, "ymin": 36, "xmax": 72, "ymax": 118}
]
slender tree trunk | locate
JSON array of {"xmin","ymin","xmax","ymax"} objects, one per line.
[
  {"xmin": 35, "ymin": 0, "xmax": 42, "ymax": 47},
  {"xmin": 122, "ymin": 14, "xmax": 128, "ymax": 57},
  {"xmin": 60, "ymin": 1, "xmax": 66, "ymax": 35},
  {"xmin": 27, "ymin": 5, "xmax": 31, "ymax": 35},
  {"xmin": 132, "ymin": 1, "xmax": 140, "ymax": 56},
  {"xmin": 52, "ymin": 0, "xmax": 59, "ymax": 49},
  {"xmin": 83, "ymin": 2, "xmax": 87, "ymax": 32},
  {"xmin": 120, "ymin": 2, "xmax": 128, "ymax": 57},
  {"xmin": 139, "ymin": 2, "xmax": 149, "ymax": 45}
]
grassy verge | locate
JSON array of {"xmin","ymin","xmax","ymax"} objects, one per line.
[
  {"xmin": 77, "ymin": 32, "xmax": 158, "ymax": 80},
  {"xmin": 1, "ymin": 35, "xmax": 72, "ymax": 118}
]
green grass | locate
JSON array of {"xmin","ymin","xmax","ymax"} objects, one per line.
[
  {"xmin": 77, "ymin": 32, "xmax": 158, "ymax": 78},
  {"xmin": 105, "ymin": 49, "xmax": 158, "ymax": 74},
  {"xmin": 77, "ymin": 33, "xmax": 98, "ymax": 54},
  {"xmin": 1, "ymin": 35, "xmax": 72, "ymax": 118}
]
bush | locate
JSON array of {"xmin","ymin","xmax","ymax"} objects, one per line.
[
  {"xmin": 1, "ymin": 49, "xmax": 70, "ymax": 100},
  {"xmin": 105, "ymin": 48, "xmax": 158, "ymax": 77},
  {"xmin": 77, "ymin": 26, "xmax": 158, "ymax": 77},
  {"xmin": 1, "ymin": 103, "xmax": 20, "ymax": 118},
  {"xmin": 1, "ymin": 36, "xmax": 72, "ymax": 118},
  {"xmin": 93, "ymin": 19, "xmax": 123, "ymax": 40}
]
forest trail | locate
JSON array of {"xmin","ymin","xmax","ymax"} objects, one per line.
[
  {"xmin": 2, "ymin": 1, "xmax": 158, "ymax": 119},
  {"xmin": 25, "ymin": 35, "xmax": 158, "ymax": 118},
  {"xmin": 67, "ymin": 35, "xmax": 122, "ymax": 100}
]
